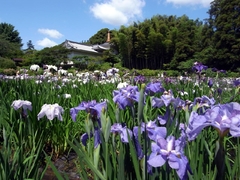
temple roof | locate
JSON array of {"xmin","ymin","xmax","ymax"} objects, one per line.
[
  {"xmin": 63, "ymin": 40, "xmax": 110, "ymax": 54},
  {"xmin": 64, "ymin": 40, "xmax": 101, "ymax": 54},
  {"xmin": 63, "ymin": 31, "xmax": 112, "ymax": 54}
]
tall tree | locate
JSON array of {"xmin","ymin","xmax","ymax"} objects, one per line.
[
  {"xmin": 0, "ymin": 34, "xmax": 22, "ymax": 58},
  {"xmin": 35, "ymin": 45, "xmax": 69, "ymax": 65},
  {"xmin": 0, "ymin": 23, "xmax": 22, "ymax": 47},
  {"xmin": 89, "ymin": 28, "xmax": 109, "ymax": 45},
  {"xmin": 134, "ymin": 29, "xmax": 146, "ymax": 69},
  {"xmin": 208, "ymin": 0, "xmax": 240, "ymax": 70},
  {"xmin": 27, "ymin": 40, "xmax": 35, "ymax": 50}
]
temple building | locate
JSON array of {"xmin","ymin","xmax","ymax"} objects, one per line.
[{"xmin": 63, "ymin": 31, "xmax": 111, "ymax": 59}]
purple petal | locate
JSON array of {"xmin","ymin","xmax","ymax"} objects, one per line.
[
  {"xmin": 147, "ymin": 154, "xmax": 166, "ymax": 167},
  {"xmin": 148, "ymin": 127, "xmax": 167, "ymax": 141},
  {"xmin": 186, "ymin": 111, "xmax": 210, "ymax": 141},
  {"xmin": 94, "ymin": 129, "xmax": 101, "ymax": 148},
  {"xmin": 133, "ymin": 137, "xmax": 144, "ymax": 159},
  {"xmin": 151, "ymin": 97, "xmax": 165, "ymax": 108},
  {"xmin": 169, "ymin": 154, "xmax": 192, "ymax": 180},
  {"xmin": 81, "ymin": 133, "xmax": 90, "ymax": 146},
  {"xmin": 121, "ymin": 128, "xmax": 132, "ymax": 143},
  {"xmin": 168, "ymin": 153, "xmax": 180, "ymax": 169}
]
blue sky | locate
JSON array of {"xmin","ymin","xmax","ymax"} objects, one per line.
[{"xmin": 0, "ymin": 0, "xmax": 213, "ymax": 50}]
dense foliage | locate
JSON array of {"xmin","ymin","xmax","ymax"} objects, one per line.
[
  {"xmin": 207, "ymin": 0, "xmax": 240, "ymax": 70},
  {"xmin": 89, "ymin": 28, "xmax": 110, "ymax": 45},
  {"xmin": 0, "ymin": 23, "xmax": 22, "ymax": 47},
  {"xmin": 87, "ymin": 0, "xmax": 240, "ymax": 71},
  {"xmin": 34, "ymin": 45, "xmax": 69, "ymax": 65},
  {"xmin": 0, "ymin": 57, "xmax": 17, "ymax": 69}
]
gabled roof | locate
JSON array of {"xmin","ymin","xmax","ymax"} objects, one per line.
[
  {"xmin": 63, "ymin": 39, "xmax": 111, "ymax": 54},
  {"xmin": 64, "ymin": 40, "xmax": 102, "ymax": 54}
]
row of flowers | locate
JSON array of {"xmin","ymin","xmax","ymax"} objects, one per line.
[{"xmin": 12, "ymin": 77, "xmax": 240, "ymax": 179}]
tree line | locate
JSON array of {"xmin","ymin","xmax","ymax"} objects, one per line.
[{"xmin": 91, "ymin": 0, "xmax": 240, "ymax": 71}]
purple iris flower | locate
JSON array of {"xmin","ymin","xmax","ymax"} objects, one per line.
[
  {"xmin": 164, "ymin": 77, "xmax": 172, "ymax": 84},
  {"xmin": 212, "ymin": 68, "xmax": 226, "ymax": 74},
  {"xmin": 151, "ymin": 90, "xmax": 175, "ymax": 108},
  {"xmin": 147, "ymin": 136, "xmax": 191, "ymax": 180},
  {"xmin": 193, "ymin": 95, "xmax": 215, "ymax": 111},
  {"xmin": 133, "ymin": 120, "xmax": 167, "ymax": 141},
  {"xmin": 134, "ymin": 75, "xmax": 146, "ymax": 85},
  {"xmin": 192, "ymin": 62, "xmax": 208, "ymax": 73},
  {"xmin": 217, "ymin": 88, "xmax": 222, "ymax": 96},
  {"xmin": 161, "ymin": 90, "xmax": 175, "ymax": 107},
  {"xmin": 11, "ymin": 100, "xmax": 32, "ymax": 116},
  {"xmin": 113, "ymin": 85, "xmax": 140, "ymax": 110},
  {"xmin": 81, "ymin": 127, "xmax": 101, "ymax": 148},
  {"xmin": 177, "ymin": 123, "xmax": 188, "ymax": 154},
  {"xmin": 145, "ymin": 81, "xmax": 165, "ymax": 96},
  {"xmin": 208, "ymin": 79, "xmax": 213, "ymax": 88},
  {"xmin": 70, "ymin": 100, "xmax": 107, "ymax": 122},
  {"xmin": 111, "ymin": 123, "xmax": 132, "ymax": 143},
  {"xmin": 157, "ymin": 107, "xmax": 171, "ymax": 125},
  {"xmin": 151, "ymin": 97, "xmax": 165, "ymax": 108},
  {"xmin": 186, "ymin": 102, "xmax": 240, "ymax": 140},
  {"xmin": 172, "ymin": 98, "xmax": 186, "ymax": 111},
  {"xmin": 233, "ymin": 79, "xmax": 240, "ymax": 87},
  {"xmin": 133, "ymin": 121, "xmax": 167, "ymax": 159}
]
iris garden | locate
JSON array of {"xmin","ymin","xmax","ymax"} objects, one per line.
[{"xmin": 0, "ymin": 63, "xmax": 240, "ymax": 180}]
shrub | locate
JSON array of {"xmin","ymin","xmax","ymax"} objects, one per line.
[
  {"xmin": 3, "ymin": 68, "xmax": 16, "ymax": 76},
  {"xmin": 163, "ymin": 70, "xmax": 180, "ymax": 77},
  {"xmin": 0, "ymin": 57, "xmax": 17, "ymax": 69},
  {"xmin": 227, "ymin": 71, "xmax": 239, "ymax": 78},
  {"xmin": 139, "ymin": 69, "xmax": 158, "ymax": 76},
  {"xmin": 87, "ymin": 62, "xmax": 99, "ymax": 71},
  {"xmin": 114, "ymin": 62, "xmax": 123, "ymax": 69},
  {"xmin": 0, "ymin": 68, "xmax": 4, "ymax": 74},
  {"xmin": 67, "ymin": 68, "xmax": 76, "ymax": 75},
  {"xmin": 99, "ymin": 62, "xmax": 112, "ymax": 72},
  {"xmin": 27, "ymin": 68, "xmax": 44, "ymax": 76},
  {"xmin": 35, "ymin": 69, "xmax": 44, "ymax": 76}
]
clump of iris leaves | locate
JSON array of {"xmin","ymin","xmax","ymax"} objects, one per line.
[{"xmin": 0, "ymin": 63, "xmax": 240, "ymax": 180}]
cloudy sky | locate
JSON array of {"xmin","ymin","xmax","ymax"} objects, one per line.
[{"xmin": 0, "ymin": 0, "xmax": 212, "ymax": 50}]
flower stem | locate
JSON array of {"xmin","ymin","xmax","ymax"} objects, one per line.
[{"xmin": 215, "ymin": 137, "xmax": 225, "ymax": 180}]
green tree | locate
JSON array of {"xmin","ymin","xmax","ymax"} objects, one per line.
[
  {"xmin": 0, "ymin": 35, "xmax": 22, "ymax": 58},
  {"xmin": 101, "ymin": 50, "xmax": 120, "ymax": 67},
  {"xmin": 207, "ymin": 0, "xmax": 240, "ymax": 70},
  {"xmin": 146, "ymin": 28, "xmax": 165, "ymax": 69},
  {"xmin": 89, "ymin": 28, "xmax": 109, "ymax": 45},
  {"xmin": 35, "ymin": 45, "xmax": 69, "ymax": 65},
  {"xmin": 0, "ymin": 22, "xmax": 22, "ymax": 47},
  {"xmin": 27, "ymin": 40, "xmax": 35, "ymax": 50},
  {"xmin": 170, "ymin": 15, "xmax": 197, "ymax": 69},
  {"xmin": 0, "ymin": 57, "xmax": 17, "ymax": 69},
  {"xmin": 21, "ymin": 50, "xmax": 38, "ymax": 66},
  {"xmin": 118, "ymin": 26, "xmax": 134, "ymax": 68},
  {"xmin": 134, "ymin": 29, "xmax": 146, "ymax": 69}
]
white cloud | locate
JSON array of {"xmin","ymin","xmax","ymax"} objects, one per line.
[
  {"xmin": 38, "ymin": 28, "xmax": 63, "ymax": 39},
  {"xmin": 90, "ymin": 0, "xmax": 145, "ymax": 26},
  {"xmin": 165, "ymin": 0, "xmax": 212, "ymax": 7},
  {"xmin": 36, "ymin": 38, "xmax": 57, "ymax": 47}
]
